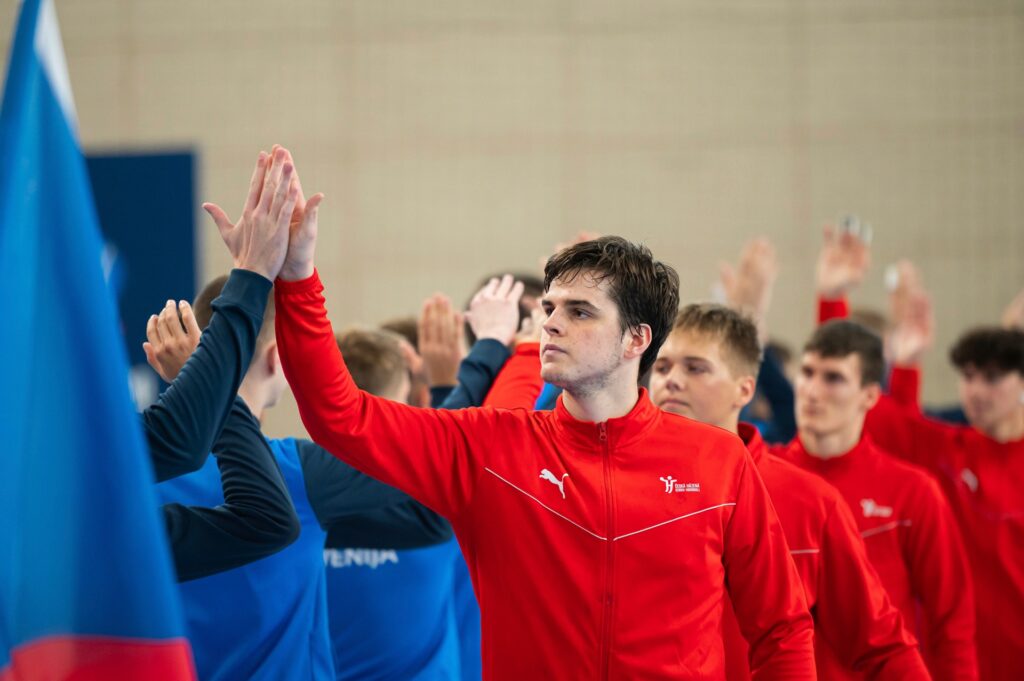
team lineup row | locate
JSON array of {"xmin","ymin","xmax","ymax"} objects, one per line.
[{"xmin": 143, "ymin": 146, "xmax": 1023, "ymax": 680}]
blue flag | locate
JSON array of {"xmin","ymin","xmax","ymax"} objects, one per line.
[{"xmin": 0, "ymin": 1, "xmax": 195, "ymax": 678}]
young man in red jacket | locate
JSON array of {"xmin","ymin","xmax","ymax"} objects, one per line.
[
  {"xmin": 647, "ymin": 303, "xmax": 928, "ymax": 680},
  {"xmin": 220, "ymin": 148, "xmax": 818, "ymax": 680},
  {"xmin": 816, "ymin": 251, "xmax": 1024, "ymax": 681},
  {"xmin": 777, "ymin": 320, "xmax": 977, "ymax": 680}
]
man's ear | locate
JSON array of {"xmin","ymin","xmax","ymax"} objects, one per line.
[
  {"xmin": 735, "ymin": 374, "xmax": 757, "ymax": 410},
  {"xmin": 862, "ymin": 381, "xmax": 882, "ymax": 411},
  {"xmin": 623, "ymin": 324, "xmax": 653, "ymax": 362}
]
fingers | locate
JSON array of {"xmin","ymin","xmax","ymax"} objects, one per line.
[
  {"xmin": 142, "ymin": 341, "xmax": 159, "ymax": 372},
  {"xmin": 493, "ymin": 274, "xmax": 515, "ymax": 300},
  {"xmin": 508, "ymin": 280, "xmax": 525, "ymax": 305},
  {"xmin": 179, "ymin": 300, "xmax": 200, "ymax": 338},
  {"xmin": 243, "ymin": 151, "xmax": 269, "ymax": 214},
  {"xmin": 203, "ymin": 203, "xmax": 234, "ymax": 241},
  {"xmin": 157, "ymin": 300, "xmax": 183, "ymax": 341},
  {"xmin": 270, "ymin": 165, "xmax": 295, "ymax": 223},
  {"xmin": 258, "ymin": 148, "xmax": 287, "ymax": 214},
  {"xmin": 297, "ymin": 192, "xmax": 323, "ymax": 239},
  {"xmin": 146, "ymin": 313, "xmax": 161, "ymax": 345}
]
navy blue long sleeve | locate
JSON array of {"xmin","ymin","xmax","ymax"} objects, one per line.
[
  {"xmin": 163, "ymin": 397, "xmax": 300, "ymax": 582},
  {"xmin": 144, "ymin": 269, "xmax": 271, "ymax": 482},
  {"xmin": 312, "ymin": 338, "xmax": 510, "ymax": 548},
  {"xmin": 742, "ymin": 344, "xmax": 797, "ymax": 445},
  {"xmin": 437, "ymin": 338, "xmax": 510, "ymax": 409}
]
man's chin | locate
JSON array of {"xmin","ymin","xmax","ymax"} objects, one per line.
[{"xmin": 540, "ymin": 366, "xmax": 570, "ymax": 389}]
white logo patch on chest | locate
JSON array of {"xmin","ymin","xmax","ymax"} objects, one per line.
[
  {"xmin": 860, "ymin": 498, "xmax": 894, "ymax": 518},
  {"xmin": 659, "ymin": 476, "xmax": 700, "ymax": 494},
  {"xmin": 539, "ymin": 469, "xmax": 569, "ymax": 499},
  {"xmin": 960, "ymin": 468, "xmax": 979, "ymax": 493}
]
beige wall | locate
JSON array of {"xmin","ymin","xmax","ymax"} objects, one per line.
[{"xmin": 2, "ymin": 1, "xmax": 1021, "ymax": 436}]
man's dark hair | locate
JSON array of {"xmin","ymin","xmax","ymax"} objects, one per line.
[
  {"xmin": 950, "ymin": 327, "xmax": 1024, "ymax": 376},
  {"xmin": 803, "ymin": 320, "xmax": 884, "ymax": 386},
  {"xmin": 543, "ymin": 236, "xmax": 680, "ymax": 377},
  {"xmin": 194, "ymin": 274, "xmax": 275, "ymax": 350},
  {"xmin": 673, "ymin": 304, "xmax": 763, "ymax": 377}
]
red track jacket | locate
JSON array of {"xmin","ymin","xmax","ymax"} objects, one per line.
[
  {"xmin": 865, "ymin": 369, "xmax": 1024, "ymax": 681},
  {"xmin": 721, "ymin": 426, "xmax": 928, "ymax": 681},
  {"xmin": 822, "ymin": 296, "xmax": 1018, "ymax": 680},
  {"xmin": 275, "ymin": 273, "xmax": 816, "ymax": 680},
  {"xmin": 778, "ymin": 435, "xmax": 977, "ymax": 681}
]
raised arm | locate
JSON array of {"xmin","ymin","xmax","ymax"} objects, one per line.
[
  {"xmin": 144, "ymin": 149, "xmax": 297, "ymax": 482},
  {"xmin": 163, "ymin": 397, "xmax": 300, "ymax": 582},
  {"xmin": 815, "ymin": 220, "xmax": 871, "ymax": 324},
  {"xmin": 271, "ymin": 153, "xmax": 514, "ymax": 519}
]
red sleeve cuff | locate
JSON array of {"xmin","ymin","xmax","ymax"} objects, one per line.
[
  {"xmin": 818, "ymin": 297, "xmax": 849, "ymax": 324},
  {"xmin": 274, "ymin": 268, "xmax": 322, "ymax": 295}
]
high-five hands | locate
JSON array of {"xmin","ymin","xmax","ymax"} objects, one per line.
[
  {"xmin": 203, "ymin": 148, "xmax": 299, "ymax": 281},
  {"xmin": 204, "ymin": 146, "xmax": 323, "ymax": 282}
]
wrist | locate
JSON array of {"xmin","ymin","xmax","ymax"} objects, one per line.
[{"xmin": 278, "ymin": 262, "xmax": 314, "ymax": 282}]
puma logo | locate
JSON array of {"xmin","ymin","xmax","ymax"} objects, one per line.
[
  {"xmin": 540, "ymin": 469, "xmax": 569, "ymax": 499},
  {"xmin": 860, "ymin": 498, "xmax": 894, "ymax": 518}
]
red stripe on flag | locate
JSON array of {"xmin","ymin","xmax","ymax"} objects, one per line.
[{"xmin": 0, "ymin": 635, "xmax": 195, "ymax": 681}]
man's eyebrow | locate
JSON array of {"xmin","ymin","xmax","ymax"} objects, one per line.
[{"xmin": 554, "ymin": 299, "xmax": 600, "ymax": 310}]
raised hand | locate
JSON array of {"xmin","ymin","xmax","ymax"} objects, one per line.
[
  {"xmin": 1001, "ymin": 288, "xmax": 1024, "ymax": 329},
  {"xmin": 465, "ymin": 274, "xmax": 525, "ymax": 346},
  {"xmin": 886, "ymin": 260, "xmax": 933, "ymax": 366},
  {"xmin": 418, "ymin": 293, "xmax": 466, "ymax": 387},
  {"xmin": 515, "ymin": 299, "xmax": 546, "ymax": 346},
  {"xmin": 719, "ymin": 237, "xmax": 778, "ymax": 331},
  {"xmin": 143, "ymin": 299, "xmax": 202, "ymax": 382},
  {"xmin": 815, "ymin": 219, "xmax": 871, "ymax": 299},
  {"xmin": 203, "ymin": 148, "xmax": 300, "ymax": 281}
]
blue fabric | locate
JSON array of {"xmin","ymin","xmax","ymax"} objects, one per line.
[
  {"xmin": 157, "ymin": 438, "xmax": 333, "ymax": 680},
  {"xmin": 535, "ymin": 383, "xmax": 562, "ymax": 410},
  {"xmin": 0, "ymin": 0, "xmax": 185, "ymax": 666},
  {"xmin": 452, "ymin": 557, "xmax": 482, "ymax": 681},
  {"xmin": 325, "ymin": 539, "xmax": 465, "ymax": 680}
]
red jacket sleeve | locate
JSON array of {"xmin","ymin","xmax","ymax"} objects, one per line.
[
  {"xmin": 904, "ymin": 474, "xmax": 979, "ymax": 680},
  {"xmin": 818, "ymin": 296, "xmax": 850, "ymax": 324},
  {"xmin": 887, "ymin": 366, "xmax": 921, "ymax": 410},
  {"xmin": 483, "ymin": 342, "xmax": 542, "ymax": 409},
  {"xmin": 723, "ymin": 456, "xmax": 817, "ymax": 680},
  {"xmin": 815, "ymin": 493, "xmax": 930, "ymax": 680},
  {"xmin": 273, "ymin": 271, "xmax": 516, "ymax": 520}
]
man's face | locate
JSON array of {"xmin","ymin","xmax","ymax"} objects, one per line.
[
  {"xmin": 540, "ymin": 273, "xmax": 634, "ymax": 395},
  {"xmin": 795, "ymin": 352, "xmax": 878, "ymax": 436},
  {"xmin": 958, "ymin": 365, "xmax": 1024, "ymax": 433},
  {"xmin": 650, "ymin": 330, "xmax": 751, "ymax": 430}
]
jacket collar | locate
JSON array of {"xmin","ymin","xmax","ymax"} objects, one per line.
[
  {"xmin": 787, "ymin": 431, "xmax": 876, "ymax": 475},
  {"xmin": 552, "ymin": 388, "xmax": 661, "ymax": 451},
  {"xmin": 738, "ymin": 423, "xmax": 766, "ymax": 464}
]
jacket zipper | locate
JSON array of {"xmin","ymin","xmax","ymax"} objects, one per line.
[{"xmin": 599, "ymin": 422, "xmax": 615, "ymax": 681}]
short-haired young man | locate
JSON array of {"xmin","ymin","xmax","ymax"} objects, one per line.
[
  {"xmin": 777, "ymin": 321, "xmax": 977, "ymax": 680},
  {"xmin": 254, "ymin": 148, "xmax": 815, "ymax": 679},
  {"xmin": 648, "ymin": 304, "xmax": 928, "ymax": 680},
  {"xmin": 815, "ymin": 231, "xmax": 1020, "ymax": 680}
]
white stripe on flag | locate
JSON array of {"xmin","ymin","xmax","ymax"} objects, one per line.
[{"xmin": 34, "ymin": 0, "xmax": 77, "ymax": 130}]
